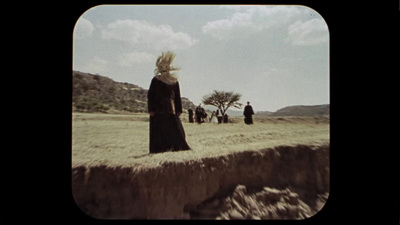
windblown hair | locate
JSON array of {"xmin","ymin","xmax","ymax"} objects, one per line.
[{"xmin": 154, "ymin": 51, "xmax": 180, "ymax": 85}]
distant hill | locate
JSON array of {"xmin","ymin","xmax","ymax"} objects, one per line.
[
  {"xmin": 72, "ymin": 71, "xmax": 196, "ymax": 113},
  {"xmin": 72, "ymin": 71, "xmax": 328, "ymax": 116},
  {"xmin": 254, "ymin": 111, "xmax": 274, "ymax": 117},
  {"xmin": 229, "ymin": 104, "xmax": 329, "ymax": 118},
  {"xmin": 256, "ymin": 104, "xmax": 329, "ymax": 117},
  {"xmin": 195, "ymin": 102, "xmax": 329, "ymax": 117}
]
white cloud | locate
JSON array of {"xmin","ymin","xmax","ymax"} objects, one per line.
[
  {"xmin": 118, "ymin": 51, "xmax": 155, "ymax": 66},
  {"xmin": 202, "ymin": 11, "xmax": 262, "ymax": 40},
  {"xmin": 101, "ymin": 19, "xmax": 198, "ymax": 50},
  {"xmin": 81, "ymin": 56, "xmax": 108, "ymax": 74},
  {"xmin": 286, "ymin": 19, "xmax": 329, "ymax": 46},
  {"xmin": 202, "ymin": 5, "xmax": 304, "ymax": 40},
  {"xmin": 74, "ymin": 17, "xmax": 95, "ymax": 39}
]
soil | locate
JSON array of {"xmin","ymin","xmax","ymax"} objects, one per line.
[
  {"xmin": 72, "ymin": 143, "xmax": 329, "ymax": 219},
  {"xmin": 190, "ymin": 185, "xmax": 327, "ymax": 220}
]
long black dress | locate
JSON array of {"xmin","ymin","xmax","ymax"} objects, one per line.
[
  {"xmin": 147, "ymin": 77, "xmax": 191, "ymax": 153},
  {"xmin": 243, "ymin": 105, "xmax": 255, "ymax": 124},
  {"xmin": 188, "ymin": 108, "xmax": 194, "ymax": 123}
]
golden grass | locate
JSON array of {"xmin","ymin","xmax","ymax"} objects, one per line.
[{"xmin": 72, "ymin": 113, "xmax": 329, "ymax": 167}]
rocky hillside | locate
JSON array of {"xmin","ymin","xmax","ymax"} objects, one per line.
[
  {"xmin": 72, "ymin": 71, "xmax": 328, "ymax": 116},
  {"xmin": 72, "ymin": 71, "xmax": 196, "ymax": 113}
]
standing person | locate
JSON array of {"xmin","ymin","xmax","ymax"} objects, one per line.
[
  {"xmin": 203, "ymin": 111, "xmax": 209, "ymax": 123},
  {"xmin": 188, "ymin": 108, "xmax": 194, "ymax": 123},
  {"xmin": 243, "ymin": 101, "xmax": 255, "ymax": 125},
  {"xmin": 195, "ymin": 104, "xmax": 205, "ymax": 124},
  {"xmin": 210, "ymin": 111, "xmax": 218, "ymax": 124},
  {"xmin": 223, "ymin": 113, "xmax": 229, "ymax": 123},
  {"xmin": 216, "ymin": 109, "xmax": 223, "ymax": 124},
  {"xmin": 147, "ymin": 51, "xmax": 191, "ymax": 153}
]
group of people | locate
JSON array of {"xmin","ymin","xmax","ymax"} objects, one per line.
[
  {"xmin": 147, "ymin": 51, "xmax": 255, "ymax": 154},
  {"xmin": 187, "ymin": 104, "xmax": 229, "ymax": 124}
]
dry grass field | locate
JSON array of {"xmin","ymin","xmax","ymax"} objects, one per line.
[{"xmin": 72, "ymin": 112, "xmax": 329, "ymax": 168}]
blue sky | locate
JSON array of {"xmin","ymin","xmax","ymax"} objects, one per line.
[{"xmin": 73, "ymin": 5, "xmax": 329, "ymax": 112}]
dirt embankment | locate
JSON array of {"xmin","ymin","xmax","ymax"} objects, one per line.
[{"xmin": 72, "ymin": 144, "xmax": 329, "ymax": 219}]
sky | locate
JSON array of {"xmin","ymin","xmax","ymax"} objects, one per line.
[{"xmin": 73, "ymin": 5, "xmax": 329, "ymax": 112}]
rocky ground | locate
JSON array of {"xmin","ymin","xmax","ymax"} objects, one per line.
[
  {"xmin": 72, "ymin": 144, "xmax": 329, "ymax": 219},
  {"xmin": 190, "ymin": 184, "xmax": 327, "ymax": 220}
]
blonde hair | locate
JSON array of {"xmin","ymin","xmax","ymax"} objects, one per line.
[{"xmin": 154, "ymin": 51, "xmax": 180, "ymax": 85}]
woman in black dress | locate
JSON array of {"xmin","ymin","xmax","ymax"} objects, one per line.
[
  {"xmin": 147, "ymin": 51, "xmax": 191, "ymax": 153},
  {"xmin": 243, "ymin": 101, "xmax": 255, "ymax": 124}
]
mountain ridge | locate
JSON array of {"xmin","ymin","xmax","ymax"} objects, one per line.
[
  {"xmin": 72, "ymin": 70, "xmax": 196, "ymax": 113},
  {"xmin": 72, "ymin": 70, "xmax": 329, "ymax": 116},
  {"xmin": 267, "ymin": 104, "xmax": 329, "ymax": 117}
]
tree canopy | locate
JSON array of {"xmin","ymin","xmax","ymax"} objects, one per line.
[{"xmin": 202, "ymin": 90, "xmax": 242, "ymax": 115}]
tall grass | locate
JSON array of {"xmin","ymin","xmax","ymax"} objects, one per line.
[{"xmin": 72, "ymin": 113, "xmax": 329, "ymax": 167}]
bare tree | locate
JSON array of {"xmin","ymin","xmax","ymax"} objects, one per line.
[{"xmin": 202, "ymin": 90, "xmax": 242, "ymax": 115}]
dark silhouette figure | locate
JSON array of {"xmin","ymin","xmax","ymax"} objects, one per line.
[
  {"xmin": 188, "ymin": 108, "xmax": 194, "ymax": 123},
  {"xmin": 243, "ymin": 101, "xmax": 255, "ymax": 125},
  {"xmin": 216, "ymin": 109, "xmax": 223, "ymax": 124},
  {"xmin": 224, "ymin": 114, "xmax": 229, "ymax": 123},
  {"xmin": 195, "ymin": 104, "xmax": 205, "ymax": 124}
]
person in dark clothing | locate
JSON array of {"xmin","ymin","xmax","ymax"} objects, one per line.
[
  {"xmin": 216, "ymin": 109, "xmax": 223, "ymax": 124},
  {"xmin": 223, "ymin": 113, "xmax": 229, "ymax": 123},
  {"xmin": 243, "ymin": 101, "xmax": 255, "ymax": 125},
  {"xmin": 188, "ymin": 108, "xmax": 194, "ymax": 123},
  {"xmin": 195, "ymin": 104, "xmax": 205, "ymax": 124},
  {"xmin": 147, "ymin": 51, "xmax": 190, "ymax": 153}
]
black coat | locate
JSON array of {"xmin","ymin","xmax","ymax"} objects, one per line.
[
  {"xmin": 243, "ymin": 105, "xmax": 254, "ymax": 124},
  {"xmin": 195, "ymin": 106, "xmax": 205, "ymax": 123},
  {"xmin": 147, "ymin": 77, "xmax": 190, "ymax": 153},
  {"xmin": 188, "ymin": 108, "xmax": 194, "ymax": 123}
]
